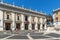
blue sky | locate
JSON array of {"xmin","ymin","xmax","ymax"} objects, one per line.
[{"xmin": 1, "ymin": 0, "xmax": 60, "ymax": 16}]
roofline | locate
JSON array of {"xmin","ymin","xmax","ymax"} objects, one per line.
[
  {"xmin": 0, "ymin": 2, "xmax": 46, "ymax": 16},
  {"xmin": 53, "ymin": 8, "xmax": 60, "ymax": 13}
]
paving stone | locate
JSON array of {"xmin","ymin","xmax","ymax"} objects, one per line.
[
  {"xmin": 8, "ymin": 35, "xmax": 29, "ymax": 39},
  {"xmin": 31, "ymin": 36, "xmax": 50, "ymax": 39},
  {"xmin": 0, "ymin": 34, "xmax": 10, "ymax": 38},
  {"xmin": 30, "ymin": 33, "xmax": 43, "ymax": 36},
  {"xmin": 46, "ymin": 33, "xmax": 60, "ymax": 38},
  {"xmin": 46, "ymin": 39, "xmax": 60, "ymax": 40},
  {"xmin": 19, "ymin": 33, "xmax": 28, "ymax": 36}
]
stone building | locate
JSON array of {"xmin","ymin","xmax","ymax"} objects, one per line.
[
  {"xmin": 53, "ymin": 8, "xmax": 60, "ymax": 29},
  {"xmin": 46, "ymin": 15, "xmax": 53, "ymax": 27},
  {"xmin": 0, "ymin": 3, "xmax": 47, "ymax": 31}
]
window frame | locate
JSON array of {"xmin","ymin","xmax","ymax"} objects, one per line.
[
  {"xmin": 56, "ymin": 17, "xmax": 58, "ymax": 22},
  {"xmin": 6, "ymin": 13, "xmax": 10, "ymax": 20},
  {"xmin": 17, "ymin": 15, "xmax": 20, "ymax": 20},
  {"xmin": 32, "ymin": 16, "xmax": 35, "ymax": 22},
  {"xmin": 25, "ymin": 16, "xmax": 28, "ymax": 21}
]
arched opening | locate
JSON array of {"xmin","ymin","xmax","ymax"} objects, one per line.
[
  {"xmin": 38, "ymin": 24, "xmax": 40, "ymax": 30},
  {"xmin": 5, "ymin": 23, "xmax": 11, "ymax": 30},
  {"xmin": 32, "ymin": 24, "xmax": 35, "ymax": 30},
  {"xmin": 16, "ymin": 23, "xmax": 20, "ymax": 30},
  {"xmin": 42, "ymin": 24, "xmax": 45, "ymax": 30},
  {"xmin": 25, "ymin": 24, "xmax": 29, "ymax": 30}
]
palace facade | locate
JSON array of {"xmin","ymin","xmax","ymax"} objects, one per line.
[
  {"xmin": 53, "ymin": 8, "xmax": 60, "ymax": 28},
  {"xmin": 0, "ymin": 3, "xmax": 47, "ymax": 31}
]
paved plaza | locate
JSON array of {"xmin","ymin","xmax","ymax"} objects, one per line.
[{"xmin": 0, "ymin": 31, "xmax": 60, "ymax": 40}]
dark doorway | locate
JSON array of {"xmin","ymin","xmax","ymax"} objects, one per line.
[
  {"xmin": 42, "ymin": 24, "xmax": 44, "ymax": 30},
  {"xmin": 38, "ymin": 24, "xmax": 40, "ymax": 30},
  {"xmin": 25, "ymin": 24, "xmax": 28, "ymax": 30},
  {"xmin": 5, "ymin": 23, "xmax": 11, "ymax": 30},
  {"xmin": 16, "ymin": 23, "xmax": 20, "ymax": 30},
  {"xmin": 32, "ymin": 24, "xmax": 35, "ymax": 30},
  {"xmin": 25, "ymin": 16, "xmax": 28, "ymax": 21}
]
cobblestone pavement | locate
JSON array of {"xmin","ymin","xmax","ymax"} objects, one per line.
[{"xmin": 0, "ymin": 31, "xmax": 60, "ymax": 40}]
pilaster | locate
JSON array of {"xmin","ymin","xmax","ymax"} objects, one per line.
[
  {"xmin": 35, "ymin": 23, "xmax": 38, "ymax": 30},
  {"xmin": 40, "ymin": 18, "xmax": 43, "ymax": 30},
  {"xmin": 44, "ymin": 18, "xmax": 47, "ymax": 30},
  {"xmin": 21, "ymin": 14, "xmax": 24, "ymax": 30},
  {"xmin": 0, "ymin": 10, "xmax": 3, "ymax": 31},
  {"xmin": 28, "ymin": 16, "xmax": 32, "ymax": 30},
  {"xmin": 11, "ymin": 12, "xmax": 16, "ymax": 30}
]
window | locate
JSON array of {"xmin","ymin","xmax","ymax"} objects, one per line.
[
  {"xmin": 17, "ymin": 15, "xmax": 20, "ymax": 20},
  {"xmin": 32, "ymin": 17, "xmax": 34, "ymax": 22},
  {"xmin": 25, "ymin": 16, "xmax": 28, "ymax": 21},
  {"xmin": 7, "ymin": 14, "xmax": 10, "ymax": 19},
  {"xmin": 56, "ymin": 17, "xmax": 58, "ymax": 22}
]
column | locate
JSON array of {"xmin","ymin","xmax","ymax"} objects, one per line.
[
  {"xmin": 28, "ymin": 16, "xmax": 32, "ymax": 30},
  {"xmin": 21, "ymin": 23, "xmax": 24, "ymax": 30},
  {"xmin": 11, "ymin": 13, "xmax": 16, "ymax": 30},
  {"xmin": 0, "ymin": 10, "xmax": 3, "ymax": 31},
  {"xmin": 29, "ymin": 23, "xmax": 32, "ymax": 30},
  {"xmin": 44, "ymin": 23, "xmax": 47, "ymax": 30},
  {"xmin": 44, "ymin": 18, "xmax": 47, "ymax": 30},
  {"xmin": 21, "ymin": 14, "xmax": 24, "ymax": 30},
  {"xmin": 35, "ymin": 17, "xmax": 38, "ymax": 30},
  {"xmin": 40, "ymin": 23, "xmax": 43, "ymax": 30},
  {"xmin": 40, "ymin": 18, "xmax": 43, "ymax": 30},
  {"xmin": 35, "ymin": 23, "xmax": 38, "ymax": 30}
]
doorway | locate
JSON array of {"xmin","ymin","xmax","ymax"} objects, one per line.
[
  {"xmin": 42, "ymin": 24, "xmax": 45, "ymax": 30},
  {"xmin": 5, "ymin": 23, "xmax": 11, "ymax": 30},
  {"xmin": 25, "ymin": 24, "xmax": 28, "ymax": 30},
  {"xmin": 38, "ymin": 24, "xmax": 40, "ymax": 30},
  {"xmin": 16, "ymin": 23, "xmax": 20, "ymax": 30},
  {"xmin": 32, "ymin": 24, "xmax": 35, "ymax": 30}
]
